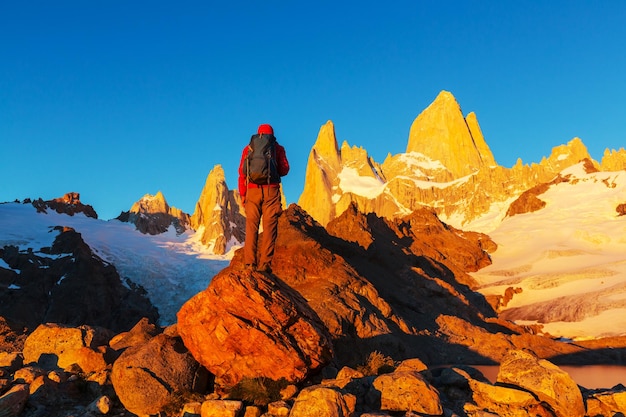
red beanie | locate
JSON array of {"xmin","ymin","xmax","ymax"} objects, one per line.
[{"xmin": 257, "ymin": 124, "xmax": 274, "ymax": 135}]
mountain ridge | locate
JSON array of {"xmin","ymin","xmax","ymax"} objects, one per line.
[
  {"xmin": 106, "ymin": 90, "xmax": 626, "ymax": 255},
  {"xmin": 298, "ymin": 91, "xmax": 626, "ymax": 232},
  {"xmin": 5, "ymin": 90, "xmax": 626, "ymax": 340}
]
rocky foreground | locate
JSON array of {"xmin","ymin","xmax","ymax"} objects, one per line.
[
  {"xmin": 4, "ymin": 203, "xmax": 626, "ymax": 416},
  {"xmin": 2, "ymin": 319, "xmax": 626, "ymax": 417}
]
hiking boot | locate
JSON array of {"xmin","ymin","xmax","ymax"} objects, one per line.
[{"xmin": 256, "ymin": 264, "xmax": 272, "ymax": 273}]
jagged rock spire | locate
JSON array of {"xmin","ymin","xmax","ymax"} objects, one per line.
[
  {"xmin": 191, "ymin": 164, "xmax": 245, "ymax": 255},
  {"xmin": 298, "ymin": 121, "xmax": 342, "ymax": 226},
  {"xmin": 121, "ymin": 192, "xmax": 189, "ymax": 235},
  {"xmin": 406, "ymin": 90, "xmax": 496, "ymax": 178}
]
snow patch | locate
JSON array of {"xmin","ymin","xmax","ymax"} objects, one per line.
[
  {"xmin": 0, "ymin": 258, "xmax": 15, "ymax": 271},
  {"xmin": 398, "ymin": 152, "xmax": 447, "ymax": 172},
  {"xmin": 338, "ymin": 167, "xmax": 386, "ymax": 199}
]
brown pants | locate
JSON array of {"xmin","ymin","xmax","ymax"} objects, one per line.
[{"xmin": 243, "ymin": 186, "xmax": 282, "ymax": 267}]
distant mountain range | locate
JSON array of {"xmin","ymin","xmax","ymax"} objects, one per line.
[{"xmin": 3, "ymin": 90, "xmax": 626, "ymax": 340}]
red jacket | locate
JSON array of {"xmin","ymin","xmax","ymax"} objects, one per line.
[{"xmin": 238, "ymin": 140, "xmax": 289, "ymax": 200}]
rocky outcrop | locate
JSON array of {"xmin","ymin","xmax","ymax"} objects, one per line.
[
  {"xmin": 221, "ymin": 204, "xmax": 625, "ymax": 369},
  {"xmin": 30, "ymin": 192, "xmax": 98, "ymax": 219},
  {"xmin": 190, "ymin": 164, "xmax": 245, "ymax": 254},
  {"xmin": 117, "ymin": 190, "xmax": 190, "ymax": 235},
  {"xmin": 5, "ymin": 330, "xmax": 626, "ymax": 417},
  {"xmin": 601, "ymin": 147, "xmax": 626, "ymax": 171},
  {"xmin": 585, "ymin": 385, "xmax": 626, "ymax": 416},
  {"xmin": 177, "ymin": 267, "xmax": 333, "ymax": 388},
  {"xmin": 505, "ymin": 174, "xmax": 570, "ymax": 217},
  {"xmin": 297, "ymin": 91, "xmax": 626, "ymax": 232},
  {"xmin": 0, "ymin": 226, "xmax": 158, "ymax": 332},
  {"xmin": 0, "ymin": 319, "xmax": 213, "ymax": 417}
]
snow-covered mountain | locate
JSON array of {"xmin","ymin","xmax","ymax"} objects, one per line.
[
  {"xmin": 118, "ymin": 165, "xmax": 246, "ymax": 256},
  {"xmin": 4, "ymin": 90, "xmax": 626, "ymax": 342},
  {"xmin": 298, "ymin": 91, "xmax": 626, "ymax": 230},
  {"xmin": 469, "ymin": 163, "xmax": 626, "ymax": 340},
  {"xmin": 0, "ymin": 202, "xmax": 231, "ymax": 325},
  {"xmin": 296, "ymin": 90, "xmax": 626, "ymax": 340}
]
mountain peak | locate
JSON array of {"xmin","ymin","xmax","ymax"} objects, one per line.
[
  {"xmin": 540, "ymin": 137, "xmax": 593, "ymax": 172},
  {"xmin": 406, "ymin": 90, "xmax": 495, "ymax": 178},
  {"xmin": 130, "ymin": 191, "xmax": 169, "ymax": 214},
  {"xmin": 190, "ymin": 164, "xmax": 245, "ymax": 254},
  {"xmin": 312, "ymin": 120, "xmax": 341, "ymax": 169}
]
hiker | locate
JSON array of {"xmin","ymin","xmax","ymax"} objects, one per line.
[{"xmin": 238, "ymin": 123, "xmax": 290, "ymax": 273}]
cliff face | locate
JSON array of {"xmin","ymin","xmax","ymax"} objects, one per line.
[
  {"xmin": 297, "ymin": 121, "xmax": 385, "ymax": 226},
  {"xmin": 298, "ymin": 91, "xmax": 626, "ymax": 232},
  {"xmin": 190, "ymin": 165, "xmax": 245, "ymax": 255},
  {"xmin": 118, "ymin": 191, "xmax": 190, "ymax": 235},
  {"xmin": 406, "ymin": 90, "xmax": 496, "ymax": 179}
]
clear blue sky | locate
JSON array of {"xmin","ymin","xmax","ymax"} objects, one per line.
[{"xmin": 2, "ymin": 1, "xmax": 625, "ymax": 220}]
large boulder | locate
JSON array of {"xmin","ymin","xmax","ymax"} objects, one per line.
[
  {"xmin": 22, "ymin": 323, "xmax": 112, "ymax": 373},
  {"xmin": 496, "ymin": 350, "xmax": 585, "ymax": 417},
  {"xmin": 110, "ymin": 333, "xmax": 208, "ymax": 416},
  {"xmin": 289, "ymin": 386, "xmax": 356, "ymax": 417},
  {"xmin": 447, "ymin": 367, "xmax": 552, "ymax": 417},
  {"xmin": 371, "ymin": 370, "xmax": 442, "ymax": 415},
  {"xmin": 177, "ymin": 268, "xmax": 333, "ymax": 387}
]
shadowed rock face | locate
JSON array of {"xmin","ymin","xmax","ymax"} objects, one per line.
[
  {"xmin": 218, "ymin": 204, "xmax": 620, "ymax": 369},
  {"xmin": 0, "ymin": 226, "xmax": 158, "ymax": 333}
]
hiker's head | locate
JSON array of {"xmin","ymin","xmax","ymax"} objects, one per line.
[{"xmin": 257, "ymin": 124, "xmax": 274, "ymax": 135}]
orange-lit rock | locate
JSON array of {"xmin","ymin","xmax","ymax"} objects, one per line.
[
  {"xmin": 496, "ymin": 350, "xmax": 585, "ymax": 417},
  {"xmin": 177, "ymin": 267, "xmax": 333, "ymax": 387},
  {"xmin": 22, "ymin": 323, "xmax": 112, "ymax": 373},
  {"xmin": 111, "ymin": 333, "xmax": 208, "ymax": 416}
]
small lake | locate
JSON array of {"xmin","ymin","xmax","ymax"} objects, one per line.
[{"xmin": 473, "ymin": 365, "xmax": 626, "ymax": 389}]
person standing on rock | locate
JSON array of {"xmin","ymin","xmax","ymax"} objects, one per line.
[{"xmin": 238, "ymin": 124, "xmax": 290, "ymax": 273}]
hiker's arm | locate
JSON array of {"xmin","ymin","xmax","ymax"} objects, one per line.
[
  {"xmin": 238, "ymin": 147, "xmax": 249, "ymax": 200},
  {"xmin": 276, "ymin": 144, "xmax": 290, "ymax": 177}
]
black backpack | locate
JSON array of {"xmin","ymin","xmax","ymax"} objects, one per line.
[{"xmin": 244, "ymin": 134, "xmax": 279, "ymax": 185}]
